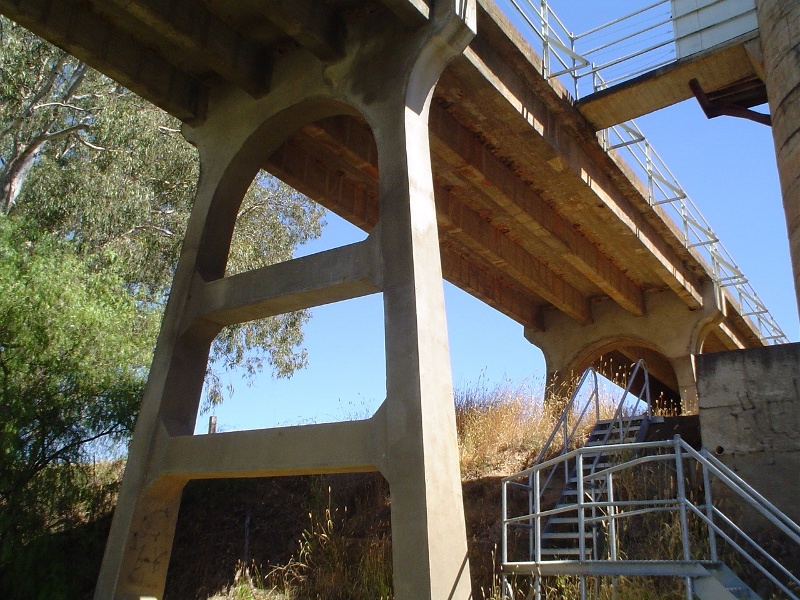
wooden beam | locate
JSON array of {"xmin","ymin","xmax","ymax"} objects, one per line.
[
  {"xmin": 288, "ymin": 123, "xmax": 589, "ymax": 324},
  {"xmin": 253, "ymin": 0, "xmax": 345, "ymax": 62},
  {"xmin": 267, "ymin": 136, "xmax": 379, "ymax": 230},
  {"xmin": 440, "ymin": 244, "xmax": 544, "ymax": 331},
  {"xmin": 378, "ymin": 0, "xmax": 430, "ymax": 25},
  {"xmin": 106, "ymin": 0, "xmax": 272, "ymax": 96},
  {"xmin": 444, "ymin": 35, "xmax": 706, "ymax": 308},
  {"xmin": 429, "ymin": 103, "xmax": 646, "ymax": 317},
  {"xmin": 0, "ymin": 0, "xmax": 207, "ymax": 122},
  {"xmin": 267, "ymin": 132, "xmax": 546, "ymax": 330},
  {"xmin": 437, "ymin": 186, "xmax": 591, "ymax": 324},
  {"xmin": 307, "ymin": 116, "xmax": 642, "ymax": 319}
]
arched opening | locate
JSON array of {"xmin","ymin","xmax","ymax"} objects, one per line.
[
  {"xmin": 566, "ymin": 340, "xmax": 683, "ymax": 414},
  {"xmin": 196, "ymin": 110, "xmax": 387, "ymax": 431}
]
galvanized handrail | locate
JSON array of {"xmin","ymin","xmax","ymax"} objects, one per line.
[
  {"xmin": 599, "ymin": 119, "xmax": 788, "ymax": 344},
  {"xmin": 490, "ymin": 0, "xmax": 788, "ymax": 345},
  {"xmin": 530, "ymin": 360, "xmax": 651, "ymax": 510},
  {"xmin": 501, "ymin": 436, "xmax": 800, "ymax": 599}
]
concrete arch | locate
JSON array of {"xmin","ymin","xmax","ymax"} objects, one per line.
[
  {"xmin": 96, "ymin": 5, "xmax": 478, "ymax": 597},
  {"xmin": 561, "ymin": 336, "xmax": 683, "ymax": 413},
  {"xmin": 193, "ymin": 98, "xmax": 366, "ymax": 280},
  {"xmin": 527, "ymin": 285, "xmax": 724, "ymax": 415}
]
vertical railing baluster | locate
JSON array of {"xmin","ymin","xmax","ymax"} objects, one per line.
[
  {"xmin": 675, "ymin": 437, "xmax": 693, "ymax": 600},
  {"xmin": 541, "ymin": 0, "xmax": 549, "ymax": 78},
  {"xmin": 702, "ymin": 452, "xmax": 718, "ymax": 563},
  {"xmin": 577, "ymin": 452, "xmax": 587, "ymax": 599},
  {"xmin": 535, "ymin": 469, "xmax": 542, "ymax": 564},
  {"xmin": 528, "ymin": 470, "xmax": 534, "ymax": 562}
]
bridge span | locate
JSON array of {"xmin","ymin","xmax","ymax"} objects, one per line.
[{"xmin": 2, "ymin": 0, "xmax": 797, "ymax": 598}]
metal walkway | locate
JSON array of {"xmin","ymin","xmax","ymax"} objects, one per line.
[{"xmin": 501, "ymin": 361, "xmax": 800, "ymax": 599}]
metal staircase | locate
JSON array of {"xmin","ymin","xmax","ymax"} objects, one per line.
[
  {"xmin": 540, "ymin": 414, "xmax": 653, "ymax": 561},
  {"xmin": 501, "ymin": 361, "xmax": 800, "ymax": 600}
]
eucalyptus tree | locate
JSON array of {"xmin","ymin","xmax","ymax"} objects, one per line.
[{"xmin": 0, "ymin": 16, "xmax": 325, "ymax": 398}]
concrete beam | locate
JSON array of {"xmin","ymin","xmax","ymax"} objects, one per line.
[
  {"xmin": 577, "ymin": 37, "xmax": 760, "ymax": 130},
  {"xmin": 0, "ymin": 0, "xmax": 207, "ymax": 122},
  {"xmin": 149, "ymin": 419, "xmax": 380, "ymax": 484},
  {"xmin": 182, "ymin": 238, "xmax": 382, "ymax": 330},
  {"xmin": 253, "ymin": 0, "xmax": 346, "ymax": 62},
  {"xmin": 105, "ymin": 0, "xmax": 272, "ymax": 96}
]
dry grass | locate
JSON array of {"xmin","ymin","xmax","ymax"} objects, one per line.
[
  {"xmin": 455, "ymin": 378, "xmax": 626, "ymax": 481},
  {"xmin": 455, "ymin": 380, "xmax": 554, "ymax": 480},
  {"xmin": 203, "ymin": 375, "xmax": 644, "ymax": 600}
]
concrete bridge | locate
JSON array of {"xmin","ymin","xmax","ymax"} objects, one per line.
[{"xmin": 2, "ymin": 0, "xmax": 798, "ymax": 598}]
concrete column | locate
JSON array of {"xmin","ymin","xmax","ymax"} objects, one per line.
[
  {"xmin": 672, "ymin": 354, "xmax": 699, "ymax": 414},
  {"xmin": 95, "ymin": 3, "xmax": 476, "ymax": 597},
  {"xmin": 755, "ymin": 0, "xmax": 800, "ymax": 318},
  {"xmin": 377, "ymin": 97, "xmax": 472, "ymax": 597},
  {"xmin": 373, "ymin": 6, "xmax": 475, "ymax": 598}
]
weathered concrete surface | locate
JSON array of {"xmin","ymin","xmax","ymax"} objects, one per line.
[
  {"xmin": 697, "ymin": 343, "xmax": 800, "ymax": 524},
  {"xmin": 92, "ymin": 2, "xmax": 477, "ymax": 598},
  {"xmin": 526, "ymin": 283, "xmax": 725, "ymax": 413},
  {"xmin": 756, "ymin": 0, "xmax": 800, "ymax": 320},
  {"xmin": 578, "ymin": 34, "xmax": 761, "ymax": 130}
]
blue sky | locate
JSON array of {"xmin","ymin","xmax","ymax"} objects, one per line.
[{"xmin": 193, "ymin": 1, "xmax": 797, "ymax": 434}]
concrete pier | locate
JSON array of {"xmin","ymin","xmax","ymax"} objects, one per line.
[{"xmin": 756, "ymin": 0, "xmax": 800, "ymax": 319}]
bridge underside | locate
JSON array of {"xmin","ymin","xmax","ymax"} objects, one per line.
[
  {"xmin": 0, "ymin": 0, "xmax": 766, "ymax": 354},
  {"xmin": 577, "ymin": 33, "xmax": 766, "ymax": 130},
  {"xmin": 0, "ymin": 0, "xmax": 786, "ymax": 598}
]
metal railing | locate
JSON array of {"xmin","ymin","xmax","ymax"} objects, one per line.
[
  {"xmin": 599, "ymin": 120, "xmax": 789, "ymax": 344},
  {"xmin": 490, "ymin": 0, "xmax": 788, "ymax": 344},
  {"xmin": 503, "ymin": 361, "xmax": 654, "ymax": 599},
  {"xmin": 493, "ymin": 0, "xmax": 675, "ymax": 99},
  {"xmin": 502, "ymin": 436, "xmax": 800, "ymax": 599}
]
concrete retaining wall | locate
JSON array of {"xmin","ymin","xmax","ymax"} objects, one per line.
[{"xmin": 696, "ymin": 343, "xmax": 800, "ymax": 524}]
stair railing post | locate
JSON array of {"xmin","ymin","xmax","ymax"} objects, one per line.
[
  {"xmin": 563, "ymin": 413, "xmax": 569, "ymax": 485},
  {"xmin": 608, "ymin": 471, "xmax": 618, "ymax": 562},
  {"xmin": 541, "ymin": 0, "xmax": 550, "ymax": 78},
  {"xmin": 577, "ymin": 451, "xmax": 587, "ymax": 599},
  {"xmin": 674, "ymin": 436, "xmax": 693, "ymax": 600},
  {"xmin": 701, "ymin": 451, "xmax": 718, "ymax": 563},
  {"xmin": 501, "ymin": 479, "xmax": 508, "ymax": 566},
  {"xmin": 535, "ymin": 468, "xmax": 542, "ymax": 564},
  {"xmin": 529, "ymin": 470, "xmax": 535, "ymax": 562}
]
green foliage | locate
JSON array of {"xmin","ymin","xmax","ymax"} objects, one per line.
[
  {"xmin": 0, "ymin": 16, "xmax": 325, "ymax": 402},
  {"xmin": 0, "ymin": 217, "xmax": 155, "ymax": 593}
]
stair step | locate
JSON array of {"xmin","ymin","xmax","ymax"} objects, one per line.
[
  {"xmin": 541, "ymin": 532, "xmax": 593, "ymax": 540},
  {"xmin": 547, "ymin": 516, "xmax": 580, "ymax": 524},
  {"xmin": 538, "ymin": 547, "xmax": 591, "ymax": 557},
  {"xmin": 585, "ymin": 438, "xmax": 636, "ymax": 446},
  {"xmin": 594, "ymin": 415, "xmax": 646, "ymax": 429}
]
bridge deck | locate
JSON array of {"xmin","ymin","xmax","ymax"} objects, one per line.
[
  {"xmin": 577, "ymin": 33, "xmax": 762, "ymax": 130},
  {"xmin": 0, "ymin": 0, "xmax": 766, "ymax": 358}
]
